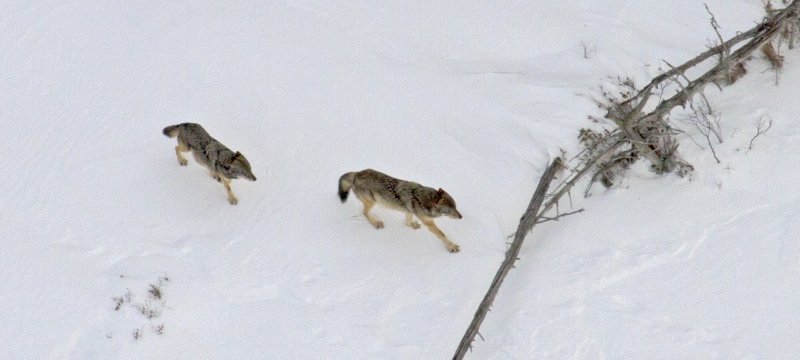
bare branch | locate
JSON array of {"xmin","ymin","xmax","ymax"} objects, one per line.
[
  {"xmin": 536, "ymin": 209, "xmax": 585, "ymax": 224},
  {"xmin": 748, "ymin": 116, "xmax": 775, "ymax": 151},
  {"xmin": 705, "ymin": 4, "xmax": 730, "ymax": 61}
]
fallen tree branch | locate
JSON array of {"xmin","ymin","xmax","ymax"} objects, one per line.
[
  {"xmin": 452, "ymin": 3, "xmax": 800, "ymax": 358},
  {"xmin": 619, "ymin": 26, "xmax": 759, "ymax": 110},
  {"xmin": 536, "ymin": 208, "xmax": 585, "ymax": 224},
  {"xmin": 545, "ymin": 138, "xmax": 624, "ymax": 211},
  {"xmin": 601, "ymin": 0, "xmax": 799, "ymax": 176},
  {"xmin": 651, "ymin": 1, "xmax": 798, "ymax": 118},
  {"xmin": 452, "ymin": 158, "xmax": 562, "ymax": 360}
]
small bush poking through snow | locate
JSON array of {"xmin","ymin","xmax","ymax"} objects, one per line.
[{"xmin": 111, "ymin": 275, "xmax": 170, "ymax": 341}]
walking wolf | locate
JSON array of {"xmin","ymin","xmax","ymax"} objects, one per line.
[
  {"xmin": 339, "ymin": 169, "xmax": 462, "ymax": 253},
  {"xmin": 163, "ymin": 123, "xmax": 256, "ymax": 205}
]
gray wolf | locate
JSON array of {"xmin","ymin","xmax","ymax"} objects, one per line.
[
  {"xmin": 163, "ymin": 123, "xmax": 256, "ymax": 205},
  {"xmin": 338, "ymin": 169, "xmax": 463, "ymax": 253}
]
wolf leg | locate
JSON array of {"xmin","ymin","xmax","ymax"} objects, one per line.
[
  {"xmin": 420, "ymin": 218, "xmax": 460, "ymax": 253},
  {"xmin": 405, "ymin": 213, "xmax": 421, "ymax": 229},
  {"xmin": 221, "ymin": 177, "xmax": 238, "ymax": 205},
  {"xmin": 175, "ymin": 143, "xmax": 189, "ymax": 166},
  {"xmin": 358, "ymin": 197, "xmax": 383, "ymax": 229}
]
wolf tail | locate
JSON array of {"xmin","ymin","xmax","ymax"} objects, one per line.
[
  {"xmin": 338, "ymin": 172, "xmax": 356, "ymax": 203},
  {"xmin": 162, "ymin": 124, "xmax": 182, "ymax": 138}
]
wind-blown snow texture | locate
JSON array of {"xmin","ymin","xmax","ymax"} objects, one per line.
[{"xmin": 2, "ymin": 1, "xmax": 799, "ymax": 359}]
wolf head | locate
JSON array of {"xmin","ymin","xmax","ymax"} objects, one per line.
[
  {"xmin": 434, "ymin": 188, "xmax": 462, "ymax": 219},
  {"xmin": 222, "ymin": 151, "xmax": 257, "ymax": 181}
]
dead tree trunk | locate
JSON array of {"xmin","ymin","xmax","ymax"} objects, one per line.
[
  {"xmin": 452, "ymin": 158, "xmax": 562, "ymax": 360},
  {"xmin": 586, "ymin": 0, "xmax": 800, "ymax": 188},
  {"xmin": 453, "ymin": 2, "xmax": 800, "ymax": 358}
]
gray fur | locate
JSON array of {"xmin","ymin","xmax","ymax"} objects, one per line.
[
  {"xmin": 163, "ymin": 123, "xmax": 256, "ymax": 204},
  {"xmin": 338, "ymin": 168, "xmax": 462, "ymax": 252}
]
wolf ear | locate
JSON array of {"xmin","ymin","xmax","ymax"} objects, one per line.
[
  {"xmin": 436, "ymin": 188, "xmax": 445, "ymax": 198},
  {"xmin": 234, "ymin": 151, "xmax": 241, "ymax": 159}
]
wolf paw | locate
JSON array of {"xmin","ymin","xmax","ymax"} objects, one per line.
[
  {"xmin": 447, "ymin": 243, "xmax": 460, "ymax": 253},
  {"xmin": 373, "ymin": 221, "xmax": 384, "ymax": 229},
  {"xmin": 179, "ymin": 159, "xmax": 188, "ymax": 166},
  {"xmin": 228, "ymin": 196, "xmax": 239, "ymax": 205},
  {"xmin": 407, "ymin": 221, "xmax": 421, "ymax": 229}
]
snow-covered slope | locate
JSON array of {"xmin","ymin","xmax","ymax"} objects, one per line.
[{"xmin": 1, "ymin": 1, "xmax": 798, "ymax": 359}]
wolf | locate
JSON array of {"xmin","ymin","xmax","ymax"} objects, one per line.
[
  {"xmin": 338, "ymin": 169, "xmax": 463, "ymax": 253},
  {"xmin": 163, "ymin": 123, "xmax": 256, "ymax": 205}
]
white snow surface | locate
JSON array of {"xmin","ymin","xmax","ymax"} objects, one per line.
[{"xmin": 2, "ymin": 1, "xmax": 799, "ymax": 359}]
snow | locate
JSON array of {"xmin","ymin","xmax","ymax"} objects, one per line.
[{"xmin": 1, "ymin": 1, "xmax": 798, "ymax": 359}]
